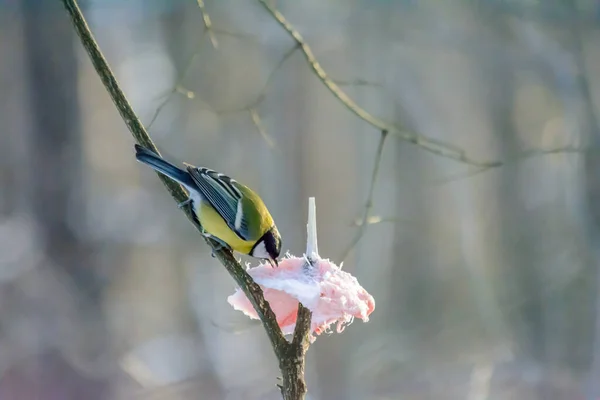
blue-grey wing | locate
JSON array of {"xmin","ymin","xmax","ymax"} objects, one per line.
[{"xmin": 186, "ymin": 167, "xmax": 251, "ymax": 240}]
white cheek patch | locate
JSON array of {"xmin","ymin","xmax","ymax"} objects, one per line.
[
  {"xmin": 234, "ymin": 200, "xmax": 243, "ymax": 231},
  {"xmin": 252, "ymin": 241, "xmax": 269, "ymax": 259}
]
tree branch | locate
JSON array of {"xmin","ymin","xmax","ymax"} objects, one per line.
[
  {"xmin": 256, "ymin": 0, "xmax": 499, "ymax": 167},
  {"xmin": 257, "ymin": 0, "xmax": 593, "ymax": 184},
  {"xmin": 147, "ymin": 35, "xmax": 208, "ymax": 130},
  {"xmin": 340, "ymin": 129, "xmax": 389, "ymax": 263},
  {"xmin": 59, "ymin": 0, "xmax": 306, "ymax": 393},
  {"xmin": 431, "ymin": 145, "xmax": 589, "ymax": 185},
  {"xmin": 196, "ymin": 0, "xmax": 218, "ymax": 49},
  {"xmin": 216, "ymin": 43, "xmax": 300, "ymax": 148}
]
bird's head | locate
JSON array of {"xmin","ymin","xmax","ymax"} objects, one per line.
[{"xmin": 251, "ymin": 226, "xmax": 282, "ymax": 267}]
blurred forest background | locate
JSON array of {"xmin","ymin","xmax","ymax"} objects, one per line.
[{"xmin": 2, "ymin": 0, "xmax": 600, "ymax": 399}]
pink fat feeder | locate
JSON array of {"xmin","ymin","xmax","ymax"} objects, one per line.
[{"xmin": 228, "ymin": 198, "xmax": 375, "ymax": 342}]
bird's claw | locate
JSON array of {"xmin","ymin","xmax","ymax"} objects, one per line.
[{"xmin": 209, "ymin": 238, "xmax": 231, "ymax": 258}]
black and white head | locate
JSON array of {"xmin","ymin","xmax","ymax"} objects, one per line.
[{"xmin": 250, "ymin": 226, "xmax": 282, "ymax": 267}]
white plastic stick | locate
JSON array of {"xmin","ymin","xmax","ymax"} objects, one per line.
[{"xmin": 306, "ymin": 197, "xmax": 319, "ymax": 262}]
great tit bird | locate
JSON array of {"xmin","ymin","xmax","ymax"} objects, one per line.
[{"xmin": 134, "ymin": 144, "xmax": 281, "ymax": 266}]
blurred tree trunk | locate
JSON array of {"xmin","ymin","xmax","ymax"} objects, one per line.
[
  {"xmin": 569, "ymin": 4, "xmax": 600, "ymax": 398},
  {"xmin": 0, "ymin": 15, "xmax": 29, "ymax": 215},
  {"xmin": 0, "ymin": 1, "xmax": 110, "ymax": 399},
  {"xmin": 484, "ymin": 11, "xmax": 573, "ymax": 397},
  {"xmin": 23, "ymin": 2, "xmax": 94, "ymax": 297},
  {"xmin": 480, "ymin": 13, "xmax": 550, "ymax": 394},
  {"xmin": 583, "ymin": 102, "xmax": 600, "ymax": 399},
  {"xmin": 158, "ymin": 4, "xmax": 227, "ymax": 397},
  {"xmin": 300, "ymin": 9, "xmax": 364, "ymax": 399}
]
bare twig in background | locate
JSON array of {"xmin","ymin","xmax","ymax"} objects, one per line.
[
  {"xmin": 219, "ymin": 44, "xmax": 299, "ymax": 115},
  {"xmin": 153, "ymin": 0, "xmax": 591, "ymax": 174},
  {"xmin": 170, "ymin": 2, "xmax": 298, "ymax": 149},
  {"xmin": 256, "ymin": 0, "xmax": 497, "ymax": 167},
  {"xmin": 257, "ymin": 0, "xmax": 591, "ymax": 174},
  {"xmin": 340, "ymin": 130, "xmax": 389, "ymax": 263},
  {"xmin": 250, "ymin": 108, "xmax": 276, "ymax": 149},
  {"xmin": 175, "ymin": 84, "xmax": 196, "ymax": 99},
  {"xmin": 146, "ymin": 30, "xmax": 255, "ymax": 133},
  {"xmin": 216, "ymin": 44, "xmax": 299, "ymax": 147},
  {"xmin": 60, "ymin": 1, "xmax": 310, "ymax": 398},
  {"xmin": 432, "ymin": 145, "xmax": 589, "ymax": 185},
  {"xmin": 147, "ymin": 37, "xmax": 208, "ymax": 130},
  {"xmin": 485, "ymin": 1, "xmax": 598, "ymax": 28},
  {"xmin": 196, "ymin": 0, "xmax": 218, "ymax": 49},
  {"xmin": 352, "ymin": 215, "xmax": 397, "ymax": 227}
]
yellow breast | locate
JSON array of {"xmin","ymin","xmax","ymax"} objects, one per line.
[{"xmin": 197, "ymin": 201, "xmax": 255, "ymax": 254}]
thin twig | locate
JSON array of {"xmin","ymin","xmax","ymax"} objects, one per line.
[
  {"xmin": 340, "ymin": 130, "xmax": 389, "ymax": 263},
  {"xmin": 147, "ymin": 36, "xmax": 209, "ymax": 130},
  {"xmin": 161, "ymin": 32, "xmax": 298, "ymax": 150},
  {"xmin": 431, "ymin": 145, "xmax": 590, "ymax": 186},
  {"xmin": 250, "ymin": 108, "xmax": 276, "ymax": 149},
  {"xmin": 147, "ymin": 21, "xmax": 277, "ymax": 150},
  {"xmin": 175, "ymin": 84, "xmax": 196, "ymax": 99},
  {"xmin": 215, "ymin": 44, "xmax": 299, "ymax": 149},
  {"xmin": 244, "ymin": 0, "xmax": 583, "ymax": 174},
  {"xmin": 352, "ymin": 215, "xmax": 398, "ymax": 227},
  {"xmin": 196, "ymin": 0, "xmax": 218, "ymax": 48},
  {"xmin": 147, "ymin": 25, "xmax": 251, "ymax": 131},
  {"xmin": 60, "ymin": 0, "xmax": 291, "ymax": 372},
  {"xmin": 218, "ymin": 43, "xmax": 299, "ymax": 114},
  {"xmin": 256, "ymin": 0, "xmax": 497, "ymax": 167}
]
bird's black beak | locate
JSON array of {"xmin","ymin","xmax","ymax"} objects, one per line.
[{"xmin": 268, "ymin": 258, "xmax": 279, "ymax": 268}]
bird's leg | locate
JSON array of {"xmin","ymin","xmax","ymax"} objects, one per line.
[{"xmin": 208, "ymin": 237, "xmax": 231, "ymax": 258}]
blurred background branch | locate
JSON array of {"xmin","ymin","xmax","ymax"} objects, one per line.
[
  {"xmin": 340, "ymin": 129, "xmax": 388, "ymax": 263},
  {"xmin": 256, "ymin": 0, "xmax": 489, "ymax": 166}
]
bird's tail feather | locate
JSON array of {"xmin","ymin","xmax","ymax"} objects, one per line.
[{"xmin": 134, "ymin": 144, "xmax": 194, "ymax": 187}]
